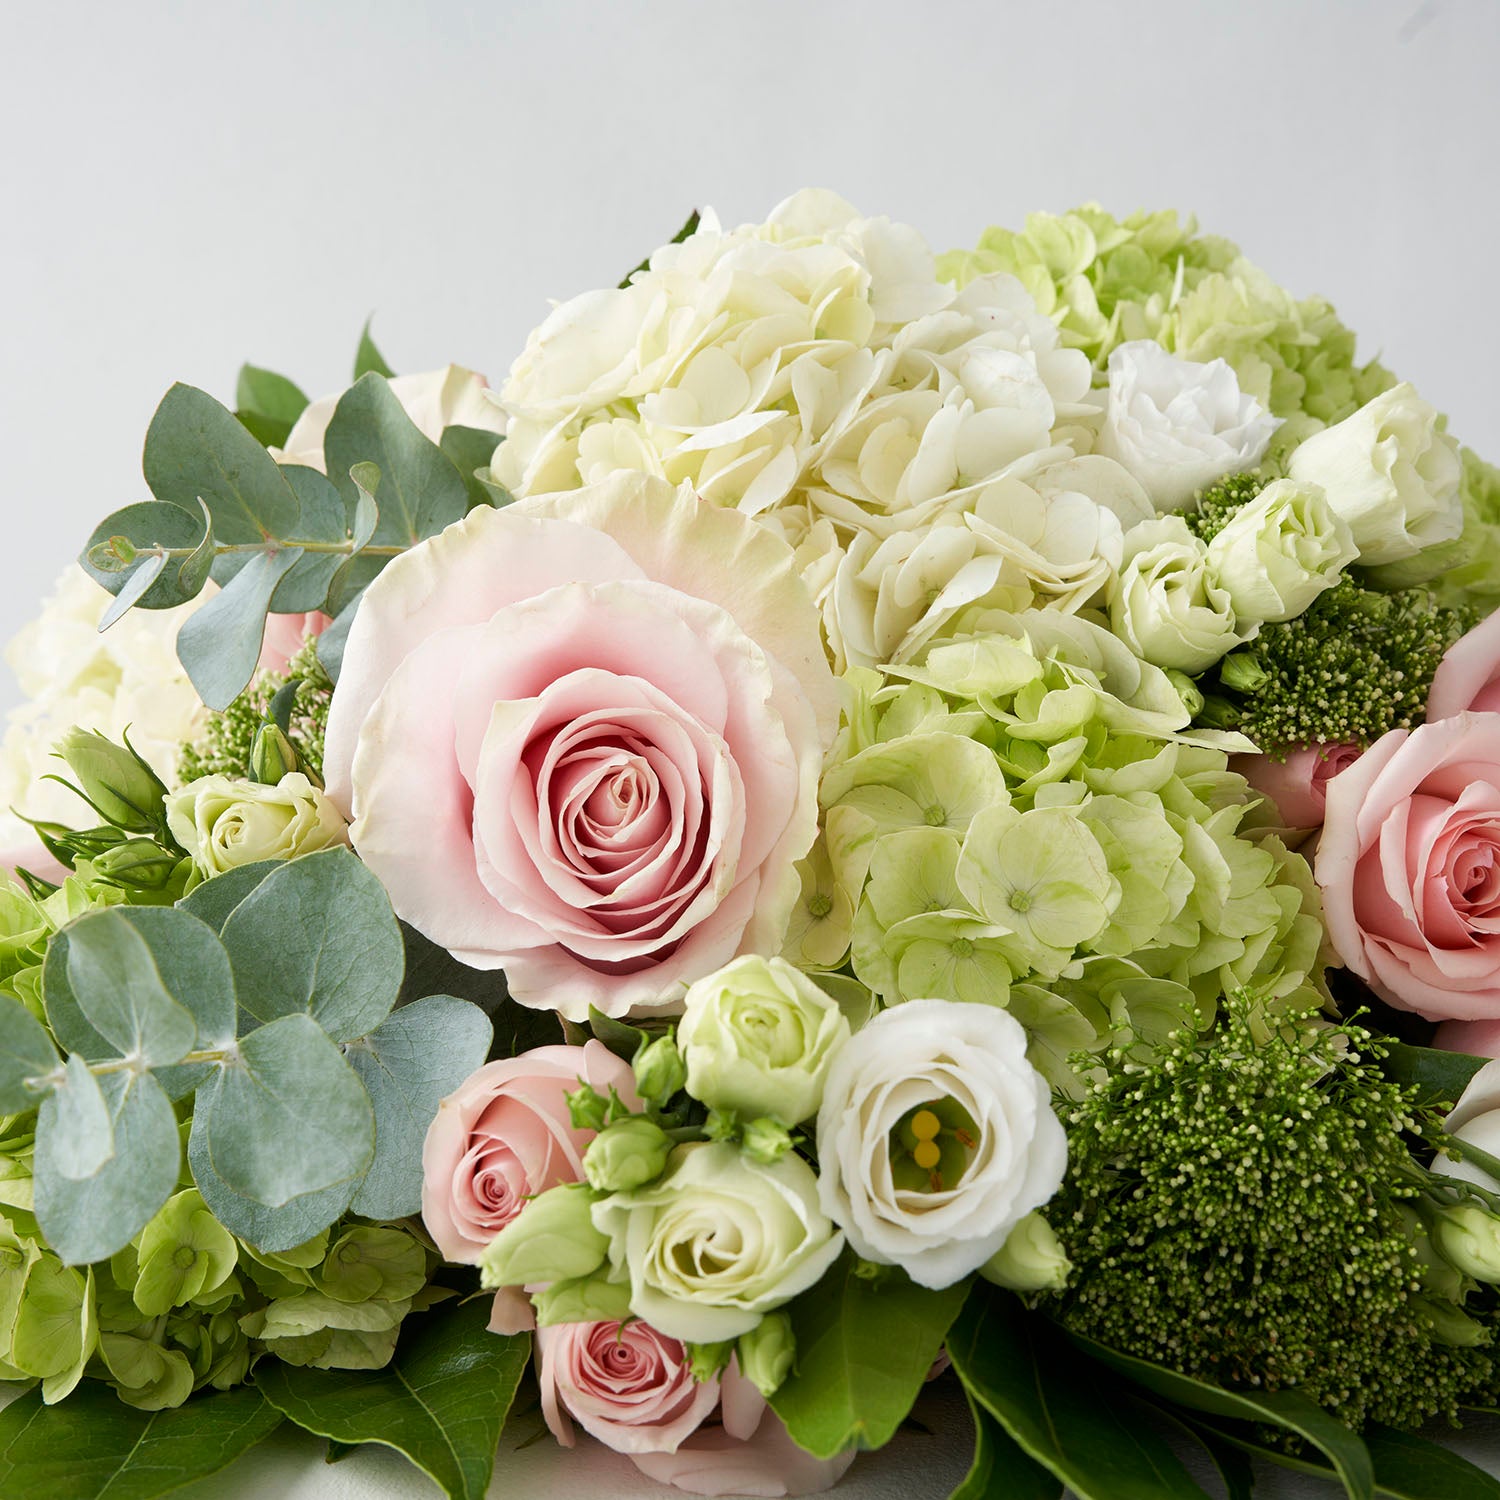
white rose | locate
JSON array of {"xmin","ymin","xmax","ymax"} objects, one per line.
[
  {"xmin": 1095, "ymin": 341, "xmax": 1279, "ymax": 512},
  {"xmin": 277, "ymin": 365, "xmax": 506, "ymax": 473},
  {"xmin": 1286, "ymin": 382, "xmax": 1463, "ymax": 565},
  {"xmin": 1204, "ymin": 478, "xmax": 1357, "ymax": 625},
  {"xmin": 814, "ymin": 999, "xmax": 1066, "ymax": 1289},
  {"xmin": 166, "ymin": 772, "xmax": 348, "ymax": 877},
  {"xmin": 1112, "ymin": 515, "xmax": 1243, "ymax": 673},
  {"xmin": 591, "ymin": 1141, "xmax": 844, "ymax": 1342}
]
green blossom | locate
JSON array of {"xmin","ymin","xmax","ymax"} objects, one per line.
[
  {"xmin": 315, "ymin": 1226, "xmax": 428, "ymax": 1305},
  {"xmin": 128, "ymin": 1190, "xmax": 238, "ymax": 1316}
]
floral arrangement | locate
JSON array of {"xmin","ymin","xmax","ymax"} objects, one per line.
[{"xmin": 3, "ymin": 191, "xmax": 1500, "ymax": 1500}]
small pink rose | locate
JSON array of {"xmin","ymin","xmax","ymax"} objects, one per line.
[
  {"xmin": 1317, "ymin": 712, "xmax": 1500, "ymax": 1021},
  {"xmin": 1435, "ymin": 1019, "xmax": 1500, "ymax": 1058},
  {"xmin": 1429, "ymin": 608, "xmax": 1500, "ymax": 720},
  {"xmin": 258, "ymin": 611, "xmax": 332, "ymax": 675},
  {"xmin": 1238, "ymin": 743, "xmax": 1362, "ymax": 830},
  {"xmin": 420, "ymin": 1041, "xmax": 638, "ymax": 1265},
  {"xmin": 537, "ymin": 1319, "xmax": 720, "ymax": 1456}
]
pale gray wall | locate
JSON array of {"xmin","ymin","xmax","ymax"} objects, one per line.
[{"xmin": 1, "ymin": 0, "xmax": 1496, "ymax": 708}]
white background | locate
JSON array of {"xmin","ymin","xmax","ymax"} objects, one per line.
[{"xmin": 1, "ymin": 2, "xmax": 1498, "ymax": 1495}]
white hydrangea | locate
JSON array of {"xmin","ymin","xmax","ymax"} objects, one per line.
[{"xmin": 0, "ymin": 565, "xmax": 207, "ymax": 858}]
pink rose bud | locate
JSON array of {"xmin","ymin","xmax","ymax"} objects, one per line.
[{"xmin": 1238, "ymin": 742, "xmax": 1362, "ymax": 830}]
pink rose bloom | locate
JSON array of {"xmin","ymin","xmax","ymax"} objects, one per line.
[
  {"xmin": 1238, "ymin": 742, "xmax": 1362, "ymax": 830},
  {"xmin": 323, "ymin": 473, "xmax": 836, "ymax": 1018},
  {"xmin": 1317, "ymin": 712, "xmax": 1500, "ymax": 1020},
  {"xmin": 258, "ymin": 610, "xmax": 332, "ymax": 675},
  {"xmin": 420, "ymin": 1041, "xmax": 638, "ymax": 1266},
  {"xmin": 537, "ymin": 1319, "xmax": 720, "ymax": 1456},
  {"xmin": 1429, "ymin": 608, "xmax": 1500, "ymax": 719}
]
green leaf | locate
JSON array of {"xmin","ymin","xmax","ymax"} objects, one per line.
[
  {"xmin": 315, "ymin": 599, "xmax": 357, "ymax": 683},
  {"xmin": 618, "ymin": 208, "xmax": 700, "ymax": 287},
  {"xmin": 176, "ymin": 860, "xmax": 280, "ymax": 933},
  {"xmin": 396, "ymin": 922, "xmax": 520, "ymax": 1017},
  {"xmin": 769, "ymin": 1251, "xmax": 969, "ymax": 1458},
  {"xmin": 323, "ymin": 374, "xmax": 467, "ymax": 547},
  {"xmin": 34, "ymin": 1069, "xmax": 181, "ymax": 1265},
  {"xmin": 196, "ymin": 1013, "xmax": 374, "ymax": 1207},
  {"xmin": 0, "ymin": 992, "xmax": 60, "ymax": 1112},
  {"xmin": 175, "ymin": 544, "xmax": 305, "ymax": 710},
  {"xmin": 587, "ymin": 1005, "xmax": 648, "ymax": 1062},
  {"xmin": 951, "ymin": 1382, "xmax": 1063, "ymax": 1499},
  {"xmin": 81, "ymin": 501, "xmax": 210, "ymax": 611},
  {"xmin": 142, "ymin": 383, "xmax": 302, "ymax": 545},
  {"xmin": 175, "ymin": 499, "xmax": 217, "ymax": 600},
  {"xmin": 98, "ymin": 553, "xmax": 167, "ymax": 628},
  {"xmin": 948, "ymin": 1287, "xmax": 1213, "ymax": 1500},
  {"xmin": 268, "ymin": 466, "xmax": 350, "ymax": 614},
  {"xmin": 1067, "ymin": 1326, "xmax": 1373, "ymax": 1499},
  {"xmin": 256, "ymin": 1296, "xmax": 529, "ymax": 1500},
  {"xmin": 0, "ymin": 1380, "xmax": 283, "ymax": 1499},
  {"xmin": 218, "ymin": 847, "xmax": 404, "ymax": 1041},
  {"xmin": 353, "ymin": 317, "xmax": 395, "ymax": 380},
  {"xmin": 39, "ymin": 1053, "xmax": 114, "ymax": 1179},
  {"xmin": 345, "ymin": 995, "xmax": 493, "ymax": 1220},
  {"xmin": 438, "ymin": 425, "xmax": 504, "ymax": 511},
  {"xmin": 1379, "ymin": 1041, "xmax": 1490, "ymax": 1109},
  {"xmin": 235, "ymin": 364, "xmax": 310, "ymax": 451}
]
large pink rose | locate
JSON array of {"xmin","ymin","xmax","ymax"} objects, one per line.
[
  {"xmin": 1429, "ymin": 608, "xmax": 1500, "ymax": 719},
  {"xmin": 1238, "ymin": 742, "xmax": 1362, "ymax": 831},
  {"xmin": 420, "ymin": 1041, "xmax": 638, "ymax": 1266},
  {"xmin": 324, "ymin": 473, "xmax": 836, "ymax": 1018},
  {"xmin": 1317, "ymin": 713, "xmax": 1500, "ymax": 1020},
  {"xmin": 537, "ymin": 1319, "xmax": 720, "ymax": 1456}
]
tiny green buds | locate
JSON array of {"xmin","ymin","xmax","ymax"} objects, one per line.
[
  {"xmin": 736, "ymin": 1311, "xmax": 795, "ymax": 1397},
  {"xmin": 1434, "ymin": 1202, "xmax": 1500, "ymax": 1284},
  {"xmin": 686, "ymin": 1339, "xmax": 734, "ymax": 1383},
  {"xmin": 583, "ymin": 1117, "xmax": 672, "ymax": 1193},
  {"xmin": 479, "ymin": 1183, "xmax": 609, "ymax": 1289},
  {"xmin": 740, "ymin": 1117, "xmax": 793, "ymax": 1166},
  {"xmin": 633, "ymin": 1034, "xmax": 686, "ymax": 1108},
  {"xmin": 978, "ymin": 1211, "xmax": 1071, "ymax": 1293},
  {"xmin": 248, "ymin": 722, "xmax": 300, "ymax": 786},
  {"xmin": 531, "ymin": 1270, "xmax": 634, "ymax": 1328},
  {"xmin": 53, "ymin": 728, "xmax": 168, "ymax": 835}
]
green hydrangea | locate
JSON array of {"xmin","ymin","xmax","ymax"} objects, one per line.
[
  {"xmin": 1046, "ymin": 999, "xmax": 1494, "ymax": 1431},
  {"xmin": 1430, "ymin": 448, "xmax": 1500, "ymax": 616}
]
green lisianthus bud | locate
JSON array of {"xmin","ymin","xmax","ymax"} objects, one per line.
[
  {"xmin": 89, "ymin": 840, "xmax": 187, "ymax": 895},
  {"xmin": 478, "ymin": 1183, "xmax": 609, "ymax": 1289},
  {"xmin": 740, "ymin": 1118, "xmax": 793, "ymax": 1166},
  {"xmin": 686, "ymin": 1339, "xmax": 734, "ymax": 1383},
  {"xmin": 583, "ymin": 1117, "xmax": 672, "ymax": 1193},
  {"xmin": 633, "ymin": 1035, "xmax": 686, "ymax": 1108},
  {"xmin": 532, "ymin": 1271, "xmax": 633, "ymax": 1328},
  {"xmin": 567, "ymin": 1083, "xmax": 610, "ymax": 1133},
  {"xmin": 248, "ymin": 722, "xmax": 300, "ymax": 786},
  {"xmin": 979, "ymin": 1212, "xmax": 1071, "ymax": 1293},
  {"xmin": 1218, "ymin": 651, "xmax": 1271, "ymax": 695},
  {"xmin": 54, "ymin": 728, "xmax": 168, "ymax": 835},
  {"xmin": 737, "ymin": 1311, "xmax": 795, "ymax": 1397},
  {"xmin": 1435, "ymin": 1203, "xmax": 1500, "ymax": 1283},
  {"xmin": 1414, "ymin": 1294, "xmax": 1488, "ymax": 1348}
]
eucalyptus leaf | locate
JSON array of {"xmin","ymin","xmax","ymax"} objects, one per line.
[
  {"xmin": 218, "ymin": 847, "xmax": 403, "ymax": 1041},
  {"xmin": 322, "ymin": 467, "xmax": 381, "ymax": 617},
  {"xmin": 98, "ymin": 553, "xmax": 167, "ymax": 629},
  {"xmin": 948, "ymin": 1287, "xmax": 1213, "ymax": 1500},
  {"xmin": 176, "ymin": 859, "xmax": 281, "ymax": 933},
  {"xmin": 198, "ymin": 1014, "xmax": 374, "ymax": 1207},
  {"xmin": 438, "ymin": 425, "xmax": 504, "ymax": 511},
  {"xmin": 176, "ymin": 498, "xmax": 217, "ymax": 598},
  {"xmin": 345, "ymin": 995, "xmax": 494, "ymax": 1219},
  {"xmin": 34, "ymin": 1069, "xmax": 180, "ymax": 1265},
  {"xmin": 176, "ymin": 544, "xmax": 306, "ymax": 710},
  {"xmin": 323, "ymin": 373, "xmax": 467, "ymax": 547},
  {"xmin": 256, "ymin": 1295, "xmax": 529, "ymax": 1500},
  {"xmin": 354, "ymin": 317, "xmax": 395, "ymax": 380},
  {"xmin": 268, "ymin": 465, "xmax": 351, "ymax": 613},
  {"xmin": 80, "ymin": 501, "xmax": 210, "ymax": 611},
  {"xmin": 315, "ymin": 599, "xmax": 358, "ymax": 683},
  {"xmin": 769, "ymin": 1251, "xmax": 970, "ymax": 1459},
  {"xmin": 143, "ymin": 382, "xmax": 302, "ymax": 545},
  {"xmin": 1379, "ymin": 1041, "xmax": 1490, "ymax": 1110},
  {"xmin": 38, "ymin": 1054, "xmax": 114, "ymax": 1180},
  {"xmin": 0, "ymin": 992, "xmax": 60, "ymax": 1112},
  {"xmin": 0, "ymin": 1380, "xmax": 283, "ymax": 1500}
]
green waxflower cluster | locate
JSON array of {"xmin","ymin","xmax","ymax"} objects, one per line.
[
  {"xmin": 1046, "ymin": 999, "xmax": 1496, "ymax": 1432},
  {"xmin": 939, "ymin": 205, "xmax": 1393, "ymax": 451},
  {"xmin": 180, "ymin": 639, "xmax": 332, "ymax": 785},
  {"xmin": 785, "ymin": 612, "xmax": 1326, "ymax": 1087}
]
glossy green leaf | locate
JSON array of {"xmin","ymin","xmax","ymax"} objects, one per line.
[
  {"xmin": 0, "ymin": 1380, "xmax": 283, "ymax": 1499},
  {"xmin": 1379, "ymin": 1042, "xmax": 1490, "ymax": 1110},
  {"xmin": 0, "ymin": 992, "xmax": 60, "ymax": 1112},
  {"xmin": 353, "ymin": 317, "xmax": 395, "ymax": 380},
  {"xmin": 219, "ymin": 848, "xmax": 403, "ymax": 1041},
  {"xmin": 235, "ymin": 363, "xmax": 310, "ymax": 450},
  {"xmin": 256, "ymin": 1296, "xmax": 529, "ymax": 1500},
  {"xmin": 346, "ymin": 995, "xmax": 493, "ymax": 1220},
  {"xmin": 323, "ymin": 373, "xmax": 467, "ymax": 547},
  {"xmin": 769, "ymin": 1251, "xmax": 970, "ymax": 1458},
  {"xmin": 1068, "ymin": 1326, "xmax": 1373, "ymax": 1499},
  {"xmin": 618, "ymin": 208, "xmax": 700, "ymax": 287},
  {"xmin": 948, "ymin": 1288, "xmax": 1212, "ymax": 1500},
  {"xmin": 196, "ymin": 1014, "xmax": 374, "ymax": 1207},
  {"xmin": 81, "ymin": 501, "xmax": 210, "ymax": 611},
  {"xmin": 438, "ymin": 425, "xmax": 504, "ymax": 511},
  {"xmin": 951, "ymin": 1382, "xmax": 1063, "ymax": 1499},
  {"xmin": 34, "ymin": 1069, "xmax": 181, "ymax": 1265},
  {"xmin": 143, "ymin": 382, "xmax": 302, "ymax": 545}
]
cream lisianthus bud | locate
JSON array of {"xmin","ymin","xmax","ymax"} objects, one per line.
[
  {"xmin": 979, "ymin": 1211, "xmax": 1071, "ymax": 1292},
  {"xmin": 1434, "ymin": 1202, "xmax": 1500, "ymax": 1284},
  {"xmin": 737, "ymin": 1311, "xmax": 796, "ymax": 1397},
  {"xmin": 583, "ymin": 1117, "xmax": 673, "ymax": 1194}
]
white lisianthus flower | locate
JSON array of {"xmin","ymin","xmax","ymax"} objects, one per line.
[
  {"xmin": 815, "ymin": 999, "xmax": 1066, "ymax": 1289},
  {"xmin": 1204, "ymin": 478, "xmax": 1357, "ymax": 625},
  {"xmin": 1286, "ymin": 382, "xmax": 1463, "ymax": 566},
  {"xmin": 275, "ymin": 365, "xmax": 506, "ymax": 473},
  {"xmin": 1111, "ymin": 515, "xmax": 1243, "ymax": 673},
  {"xmin": 678, "ymin": 956, "xmax": 852, "ymax": 1126},
  {"xmin": 591, "ymin": 1141, "xmax": 844, "ymax": 1342},
  {"xmin": 166, "ymin": 772, "xmax": 348, "ymax": 877},
  {"xmin": 1095, "ymin": 341, "xmax": 1279, "ymax": 512}
]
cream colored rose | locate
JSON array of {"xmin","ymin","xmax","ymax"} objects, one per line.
[{"xmin": 166, "ymin": 772, "xmax": 348, "ymax": 877}]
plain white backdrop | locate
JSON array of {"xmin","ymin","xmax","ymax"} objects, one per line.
[{"xmin": 1, "ymin": 4, "xmax": 1498, "ymax": 1495}]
